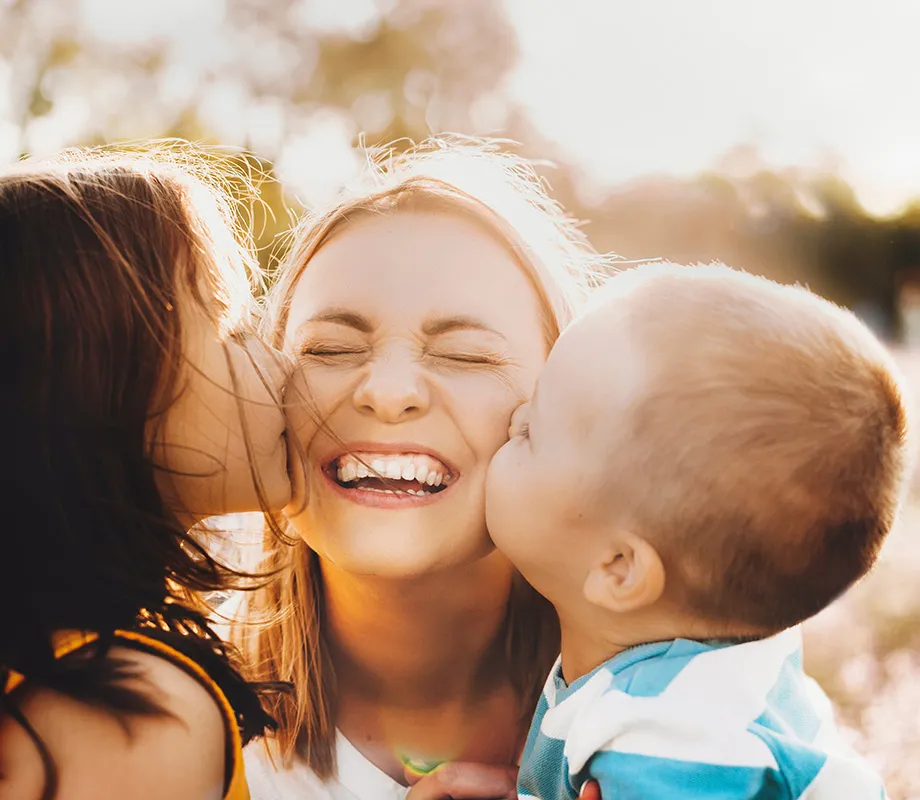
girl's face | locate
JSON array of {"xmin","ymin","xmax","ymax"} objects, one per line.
[
  {"xmin": 151, "ymin": 295, "xmax": 292, "ymax": 522},
  {"xmin": 282, "ymin": 210, "xmax": 548, "ymax": 577}
]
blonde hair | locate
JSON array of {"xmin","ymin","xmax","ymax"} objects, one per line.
[
  {"xmin": 592, "ymin": 262, "xmax": 912, "ymax": 634},
  {"xmin": 235, "ymin": 136, "xmax": 608, "ymax": 777}
]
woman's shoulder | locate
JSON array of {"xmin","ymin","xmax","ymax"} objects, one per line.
[{"xmin": 1, "ymin": 645, "xmax": 227, "ymax": 800}]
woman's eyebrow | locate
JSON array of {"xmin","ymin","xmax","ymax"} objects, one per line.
[
  {"xmin": 422, "ymin": 315, "xmax": 506, "ymax": 339},
  {"xmin": 303, "ymin": 307, "xmax": 375, "ymax": 333}
]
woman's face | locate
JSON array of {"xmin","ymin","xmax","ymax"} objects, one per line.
[
  {"xmin": 152, "ymin": 295, "xmax": 292, "ymax": 523},
  {"xmin": 283, "ymin": 210, "xmax": 548, "ymax": 576}
]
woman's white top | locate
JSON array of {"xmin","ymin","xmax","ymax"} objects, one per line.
[{"xmin": 244, "ymin": 732, "xmax": 409, "ymax": 800}]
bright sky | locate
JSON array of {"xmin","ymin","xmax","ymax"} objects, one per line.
[{"xmin": 504, "ymin": 0, "xmax": 920, "ymax": 215}]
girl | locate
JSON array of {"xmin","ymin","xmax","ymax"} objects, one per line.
[{"xmin": 1, "ymin": 149, "xmax": 290, "ymax": 800}]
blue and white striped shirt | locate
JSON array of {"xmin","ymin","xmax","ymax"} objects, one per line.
[{"xmin": 519, "ymin": 627, "xmax": 885, "ymax": 799}]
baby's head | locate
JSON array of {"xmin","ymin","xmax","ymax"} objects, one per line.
[{"xmin": 486, "ymin": 262, "xmax": 911, "ymax": 642}]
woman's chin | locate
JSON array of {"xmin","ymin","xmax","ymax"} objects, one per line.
[{"xmin": 313, "ymin": 533, "xmax": 497, "ymax": 580}]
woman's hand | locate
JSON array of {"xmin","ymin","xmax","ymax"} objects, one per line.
[
  {"xmin": 402, "ymin": 763, "xmax": 603, "ymax": 800},
  {"xmin": 404, "ymin": 763, "xmax": 517, "ymax": 800}
]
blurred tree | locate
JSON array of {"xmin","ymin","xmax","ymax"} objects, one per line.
[
  {"xmin": 1, "ymin": 0, "xmax": 517, "ymax": 269},
  {"xmin": 1, "ymin": 0, "xmax": 515, "ymax": 161},
  {"xmin": 805, "ymin": 177, "xmax": 902, "ymax": 338},
  {"xmin": 550, "ymin": 152, "xmax": 914, "ymax": 341},
  {"xmin": 3, "ymin": 0, "xmax": 920, "ymax": 324},
  {"xmin": 288, "ymin": 0, "xmax": 516, "ymax": 144}
]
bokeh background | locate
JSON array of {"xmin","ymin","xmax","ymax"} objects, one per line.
[{"xmin": 4, "ymin": 1, "xmax": 919, "ymax": 796}]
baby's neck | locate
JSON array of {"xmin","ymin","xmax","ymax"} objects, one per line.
[{"xmin": 556, "ymin": 607, "xmax": 739, "ymax": 684}]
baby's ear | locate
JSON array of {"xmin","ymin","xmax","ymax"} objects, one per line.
[{"xmin": 582, "ymin": 531, "xmax": 665, "ymax": 613}]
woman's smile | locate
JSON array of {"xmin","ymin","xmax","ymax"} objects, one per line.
[{"xmin": 319, "ymin": 443, "xmax": 458, "ymax": 508}]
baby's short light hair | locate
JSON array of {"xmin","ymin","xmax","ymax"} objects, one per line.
[{"xmin": 596, "ymin": 263, "xmax": 912, "ymax": 634}]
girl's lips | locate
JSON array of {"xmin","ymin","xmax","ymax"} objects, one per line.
[{"xmin": 320, "ymin": 465, "xmax": 457, "ymax": 509}]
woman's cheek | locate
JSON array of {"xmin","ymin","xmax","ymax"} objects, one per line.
[
  {"xmin": 458, "ymin": 388, "xmax": 526, "ymax": 456},
  {"xmin": 442, "ymin": 375, "xmax": 527, "ymax": 446}
]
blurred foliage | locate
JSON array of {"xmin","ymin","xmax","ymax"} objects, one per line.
[
  {"xmin": 553, "ymin": 165, "xmax": 920, "ymax": 341},
  {"xmin": 1, "ymin": 0, "xmax": 514, "ymax": 154},
  {"xmin": 1, "ymin": 0, "xmax": 515, "ymax": 276}
]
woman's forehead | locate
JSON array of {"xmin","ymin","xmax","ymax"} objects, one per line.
[{"xmin": 285, "ymin": 211, "xmax": 545, "ymax": 338}]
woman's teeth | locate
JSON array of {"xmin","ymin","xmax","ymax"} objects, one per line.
[{"xmin": 333, "ymin": 452, "xmax": 451, "ymax": 494}]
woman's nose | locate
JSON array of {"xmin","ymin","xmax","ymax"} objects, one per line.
[{"xmin": 352, "ymin": 357, "xmax": 430, "ymax": 423}]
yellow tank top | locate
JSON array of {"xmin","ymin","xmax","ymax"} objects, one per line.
[{"xmin": 4, "ymin": 630, "xmax": 249, "ymax": 800}]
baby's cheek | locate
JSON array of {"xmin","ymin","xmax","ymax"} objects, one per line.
[{"xmin": 494, "ymin": 449, "xmax": 531, "ymax": 521}]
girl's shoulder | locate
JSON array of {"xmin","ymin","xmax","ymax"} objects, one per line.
[{"xmin": 1, "ymin": 643, "xmax": 228, "ymax": 800}]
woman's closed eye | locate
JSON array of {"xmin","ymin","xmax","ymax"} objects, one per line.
[
  {"xmin": 427, "ymin": 349, "xmax": 509, "ymax": 367},
  {"xmin": 297, "ymin": 341, "xmax": 369, "ymax": 363}
]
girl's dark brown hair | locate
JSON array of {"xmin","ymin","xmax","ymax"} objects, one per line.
[{"xmin": 0, "ymin": 149, "xmax": 280, "ymax": 792}]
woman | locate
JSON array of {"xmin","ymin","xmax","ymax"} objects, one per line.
[
  {"xmin": 0, "ymin": 150, "xmax": 291, "ymax": 800},
  {"xmin": 237, "ymin": 137, "xmax": 608, "ymax": 799}
]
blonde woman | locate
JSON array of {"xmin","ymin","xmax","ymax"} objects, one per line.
[{"xmin": 236, "ymin": 138, "xmax": 608, "ymax": 800}]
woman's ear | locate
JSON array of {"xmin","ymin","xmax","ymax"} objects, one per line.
[{"xmin": 582, "ymin": 531, "xmax": 665, "ymax": 613}]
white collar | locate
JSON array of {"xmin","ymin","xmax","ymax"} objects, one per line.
[
  {"xmin": 335, "ymin": 731, "xmax": 409, "ymax": 800},
  {"xmin": 244, "ymin": 730, "xmax": 409, "ymax": 800}
]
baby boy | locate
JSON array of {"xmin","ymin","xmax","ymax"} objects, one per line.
[{"xmin": 486, "ymin": 263, "xmax": 910, "ymax": 799}]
